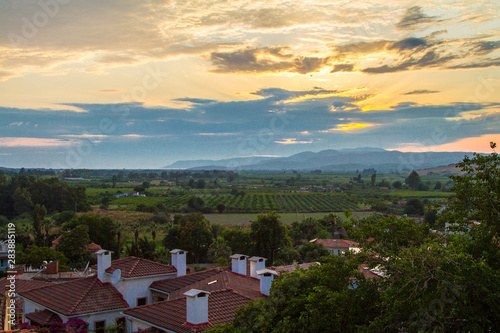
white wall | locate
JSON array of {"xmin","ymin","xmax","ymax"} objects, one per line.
[
  {"xmin": 113, "ymin": 274, "xmax": 176, "ymax": 307},
  {"xmin": 78, "ymin": 310, "xmax": 125, "ymax": 331},
  {"xmin": 129, "ymin": 317, "xmax": 152, "ymax": 333},
  {"xmin": 22, "ymin": 299, "xmax": 69, "ymax": 324},
  {"xmin": 23, "ymin": 299, "xmax": 124, "ymax": 332}
]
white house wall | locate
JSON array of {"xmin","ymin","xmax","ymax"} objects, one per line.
[
  {"xmin": 114, "ymin": 275, "xmax": 175, "ymax": 307},
  {"xmin": 77, "ymin": 310, "xmax": 125, "ymax": 332}
]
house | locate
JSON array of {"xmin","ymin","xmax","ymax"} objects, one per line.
[
  {"xmin": 310, "ymin": 238, "xmax": 360, "ymax": 255},
  {"xmin": 19, "ymin": 250, "xmax": 182, "ymax": 331},
  {"xmin": 124, "ymin": 255, "xmax": 275, "ymax": 333},
  {"xmin": 115, "ymin": 192, "xmax": 146, "ymax": 198},
  {"xmin": 0, "ymin": 277, "xmax": 52, "ymax": 327},
  {"xmin": 19, "ymin": 276, "xmax": 129, "ymax": 331},
  {"xmin": 18, "ymin": 251, "xmax": 310, "ymax": 333}
]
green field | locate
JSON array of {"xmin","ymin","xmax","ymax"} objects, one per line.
[{"xmin": 111, "ymin": 192, "xmax": 360, "ymax": 213}]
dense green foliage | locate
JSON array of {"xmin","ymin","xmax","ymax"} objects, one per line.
[
  {"xmin": 0, "ymin": 175, "xmax": 90, "ymax": 219},
  {"xmin": 207, "ymin": 148, "xmax": 500, "ymax": 332}
]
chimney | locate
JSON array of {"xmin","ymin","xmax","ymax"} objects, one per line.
[
  {"xmin": 249, "ymin": 257, "xmax": 266, "ymax": 279},
  {"xmin": 257, "ymin": 269, "xmax": 278, "ymax": 296},
  {"xmin": 229, "ymin": 254, "xmax": 248, "ymax": 275},
  {"xmin": 184, "ymin": 289, "xmax": 210, "ymax": 325},
  {"xmin": 170, "ymin": 249, "xmax": 187, "ymax": 277},
  {"xmin": 95, "ymin": 250, "xmax": 112, "ymax": 282}
]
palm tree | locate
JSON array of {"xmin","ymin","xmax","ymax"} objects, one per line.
[
  {"xmin": 149, "ymin": 221, "xmax": 159, "ymax": 243},
  {"xmin": 207, "ymin": 236, "xmax": 231, "ymax": 263},
  {"xmin": 131, "ymin": 220, "xmax": 143, "ymax": 246},
  {"xmin": 114, "ymin": 221, "xmax": 123, "ymax": 259}
]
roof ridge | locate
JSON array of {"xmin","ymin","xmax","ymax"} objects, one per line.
[
  {"xmin": 129, "ymin": 256, "xmax": 142, "ymax": 275},
  {"xmin": 68, "ymin": 277, "xmax": 98, "ymax": 315}
]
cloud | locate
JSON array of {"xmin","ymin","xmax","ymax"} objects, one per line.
[
  {"xmin": 9, "ymin": 122, "xmax": 23, "ymax": 127},
  {"xmin": 330, "ymin": 63, "xmax": 355, "ymax": 73},
  {"xmin": 471, "ymin": 41, "xmax": 500, "ymax": 55},
  {"xmin": 388, "ymin": 37, "xmax": 427, "ymax": 51},
  {"xmin": 449, "ymin": 59, "xmax": 500, "ymax": 69},
  {"xmin": 402, "ymin": 90, "xmax": 440, "ymax": 95},
  {"xmin": 396, "ymin": 6, "xmax": 441, "ymax": 30},
  {"xmin": 322, "ymin": 123, "xmax": 375, "ymax": 132},
  {"xmin": 174, "ymin": 98, "xmax": 218, "ymax": 104},
  {"xmin": 274, "ymin": 138, "xmax": 314, "ymax": 145},
  {"xmin": 0, "ymin": 137, "xmax": 74, "ymax": 147},
  {"xmin": 335, "ymin": 41, "xmax": 392, "ymax": 55},
  {"xmin": 363, "ymin": 51, "xmax": 455, "ymax": 74},
  {"xmin": 210, "ymin": 47, "xmax": 330, "ymax": 74}
]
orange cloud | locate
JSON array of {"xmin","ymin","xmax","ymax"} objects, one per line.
[
  {"xmin": 323, "ymin": 123, "xmax": 375, "ymax": 132},
  {"xmin": 0, "ymin": 137, "xmax": 74, "ymax": 147}
]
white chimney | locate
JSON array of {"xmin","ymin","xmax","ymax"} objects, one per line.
[
  {"xmin": 95, "ymin": 250, "xmax": 112, "ymax": 282},
  {"xmin": 184, "ymin": 289, "xmax": 210, "ymax": 325},
  {"xmin": 229, "ymin": 254, "xmax": 248, "ymax": 275},
  {"xmin": 257, "ymin": 269, "xmax": 278, "ymax": 296},
  {"xmin": 170, "ymin": 249, "xmax": 187, "ymax": 277},
  {"xmin": 249, "ymin": 257, "xmax": 266, "ymax": 279}
]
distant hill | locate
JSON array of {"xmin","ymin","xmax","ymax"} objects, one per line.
[
  {"xmin": 164, "ymin": 148, "xmax": 475, "ymax": 171},
  {"xmin": 416, "ymin": 164, "xmax": 465, "ymax": 176}
]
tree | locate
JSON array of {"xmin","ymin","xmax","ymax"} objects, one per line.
[
  {"xmin": 296, "ymin": 242, "xmax": 330, "ymax": 263},
  {"xmin": 57, "ymin": 225, "xmax": 91, "ymax": 267},
  {"xmin": 221, "ymin": 226, "xmax": 252, "ymax": 255},
  {"xmin": 250, "ymin": 212, "xmax": 289, "ymax": 263},
  {"xmin": 187, "ymin": 196, "xmax": 205, "ymax": 211},
  {"xmin": 216, "ymin": 203, "xmax": 226, "ymax": 214},
  {"xmin": 32, "ymin": 204, "xmax": 47, "ymax": 246},
  {"xmin": 131, "ymin": 220, "xmax": 143, "ymax": 245},
  {"xmin": 163, "ymin": 213, "xmax": 213, "ymax": 263},
  {"xmin": 114, "ymin": 221, "xmax": 123, "ymax": 259},
  {"xmin": 18, "ymin": 245, "xmax": 68, "ymax": 271},
  {"xmin": 404, "ymin": 198, "xmax": 424, "ymax": 215},
  {"xmin": 405, "ymin": 170, "xmax": 421, "ymax": 190},
  {"xmin": 208, "ymin": 237, "xmax": 231, "ymax": 263},
  {"xmin": 112, "ymin": 175, "xmax": 117, "ymax": 188},
  {"xmin": 196, "ymin": 179, "xmax": 206, "ymax": 189},
  {"xmin": 149, "ymin": 221, "xmax": 159, "ymax": 242},
  {"xmin": 392, "ymin": 180, "xmax": 403, "ymax": 189},
  {"xmin": 13, "ymin": 187, "xmax": 33, "ymax": 215},
  {"xmin": 206, "ymin": 255, "xmax": 380, "ymax": 333},
  {"xmin": 370, "ymin": 173, "xmax": 376, "ymax": 187},
  {"xmin": 63, "ymin": 214, "xmax": 117, "ymax": 251}
]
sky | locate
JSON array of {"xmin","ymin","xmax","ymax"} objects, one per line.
[{"xmin": 0, "ymin": 0, "xmax": 499, "ymax": 169}]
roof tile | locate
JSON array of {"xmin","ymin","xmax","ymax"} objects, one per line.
[
  {"xmin": 92, "ymin": 257, "xmax": 177, "ymax": 278},
  {"xmin": 19, "ymin": 276, "xmax": 129, "ymax": 316},
  {"xmin": 150, "ymin": 267, "xmax": 262, "ymax": 300},
  {"xmin": 124, "ymin": 289, "xmax": 252, "ymax": 333}
]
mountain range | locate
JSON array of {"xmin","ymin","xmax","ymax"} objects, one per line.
[{"xmin": 164, "ymin": 148, "xmax": 475, "ymax": 171}]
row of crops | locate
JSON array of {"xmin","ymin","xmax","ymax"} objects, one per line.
[{"xmin": 113, "ymin": 193, "xmax": 359, "ymax": 213}]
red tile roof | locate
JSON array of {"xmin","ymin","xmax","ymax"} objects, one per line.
[
  {"xmin": 0, "ymin": 277, "xmax": 52, "ymax": 294},
  {"xmin": 87, "ymin": 242, "xmax": 102, "ymax": 253},
  {"xmin": 311, "ymin": 239, "xmax": 359, "ymax": 249},
  {"xmin": 19, "ymin": 276, "xmax": 129, "ymax": 316},
  {"xmin": 150, "ymin": 267, "xmax": 262, "ymax": 300},
  {"xmin": 92, "ymin": 256, "xmax": 177, "ymax": 278},
  {"xmin": 25, "ymin": 309, "xmax": 62, "ymax": 326},
  {"xmin": 124, "ymin": 289, "xmax": 253, "ymax": 333}
]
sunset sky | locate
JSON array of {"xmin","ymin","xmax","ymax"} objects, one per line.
[{"xmin": 1, "ymin": 0, "xmax": 499, "ymax": 168}]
